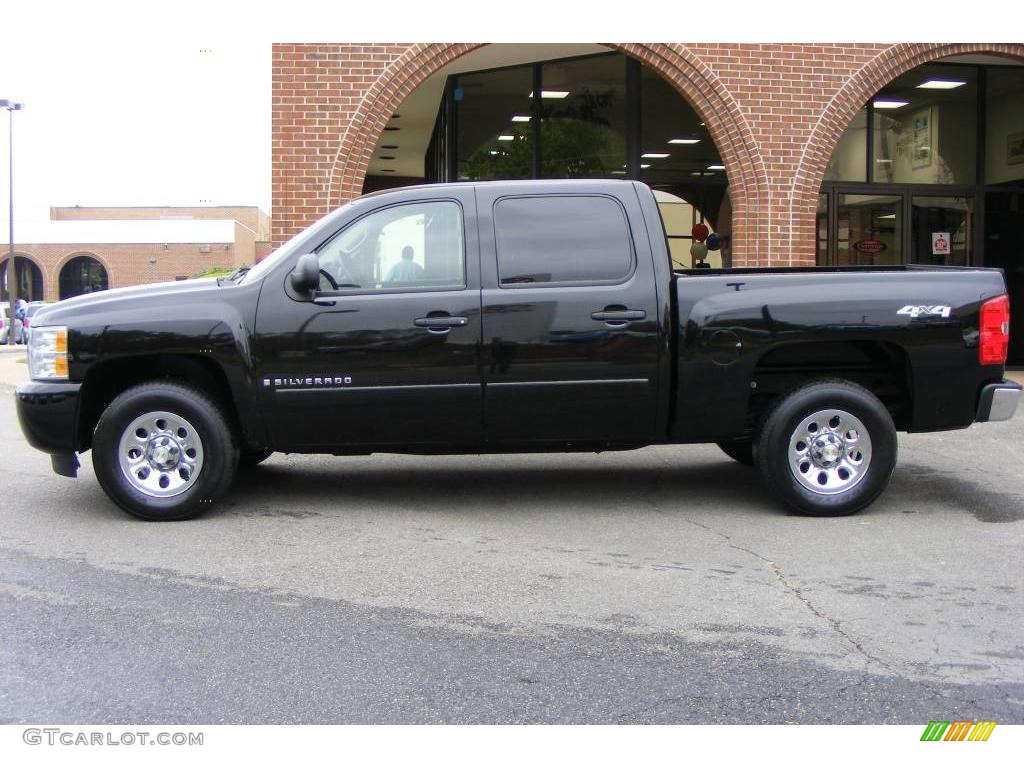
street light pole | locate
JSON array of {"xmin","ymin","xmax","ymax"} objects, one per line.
[{"xmin": 2, "ymin": 99, "xmax": 24, "ymax": 346}]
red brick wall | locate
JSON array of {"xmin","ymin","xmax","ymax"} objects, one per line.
[
  {"xmin": 5, "ymin": 242, "xmax": 249, "ymax": 301},
  {"xmin": 272, "ymin": 44, "xmax": 411, "ymax": 247},
  {"xmin": 272, "ymin": 42, "xmax": 1024, "ymax": 267}
]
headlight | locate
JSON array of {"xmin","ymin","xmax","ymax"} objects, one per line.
[{"xmin": 28, "ymin": 326, "xmax": 69, "ymax": 380}]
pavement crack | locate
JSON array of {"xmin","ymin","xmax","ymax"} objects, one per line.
[{"xmin": 678, "ymin": 516, "xmax": 898, "ymax": 674}]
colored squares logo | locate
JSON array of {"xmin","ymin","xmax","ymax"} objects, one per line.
[{"xmin": 920, "ymin": 720, "xmax": 996, "ymax": 742}]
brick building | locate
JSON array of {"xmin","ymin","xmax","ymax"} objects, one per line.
[
  {"xmin": 271, "ymin": 43, "xmax": 1024, "ymax": 359},
  {"xmin": 2, "ymin": 206, "xmax": 272, "ymax": 302}
]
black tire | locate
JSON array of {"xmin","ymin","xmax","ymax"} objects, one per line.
[
  {"xmin": 756, "ymin": 379, "xmax": 897, "ymax": 516},
  {"xmin": 92, "ymin": 381, "xmax": 238, "ymax": 521},
  {"xmin": 239, "ymin": 448, "xmax": 274, "ymax": 468},
  {"xmin": 717, "ymin": 439, "xmax": 755, "ymax": 466}
]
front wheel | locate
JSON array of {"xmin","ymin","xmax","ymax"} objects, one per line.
[
  {"xmin": 92, "ymin": 381, "xmax": 238, "ymax": 521},
  {"xmin": 756, "ymin": 380, "xmax": 897, "ymax": 516}
]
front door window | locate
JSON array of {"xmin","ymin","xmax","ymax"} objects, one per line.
[{"xmin": 317, "ymin": 201, "xmax": 465, "ymax": 292}]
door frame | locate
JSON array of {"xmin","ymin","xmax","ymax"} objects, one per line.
[{"xmin": 819, "ymin": 183, "xmax": 984, "ymax": 267}]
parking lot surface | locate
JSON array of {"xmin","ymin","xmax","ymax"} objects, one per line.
[{"xmin": 1, "ymin": 388, "xmax": 1022, "ymax": 723}]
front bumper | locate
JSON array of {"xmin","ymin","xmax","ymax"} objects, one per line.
[
  {"xmin": 15, "ymin": 381, "xmax": 82, "ymax": 475},
  {"xmin": 976, "ymin": 381, "xmax": 1022, "ymax": 422}
]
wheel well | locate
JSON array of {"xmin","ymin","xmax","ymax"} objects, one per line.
[
  {"xmin": 749, "ymin": 341, "xmax": 912, "ymax": 432},
  {"xmin": 77, "ymin": 355, "xmax": 242, "ymax": 451}
]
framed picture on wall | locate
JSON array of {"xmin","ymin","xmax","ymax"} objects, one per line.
[
  {"xmin": 1009, "ymin": 131, "xmax": 1024, "ymax": 166},
  {"xmin": 911, "ymin": 108, "xmax": 932, "ymax": 169}
]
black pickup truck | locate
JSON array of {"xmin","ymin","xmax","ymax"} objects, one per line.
[{"xmin": 15, "ymin": 180, "xmax": 1020, "ymax": 521}]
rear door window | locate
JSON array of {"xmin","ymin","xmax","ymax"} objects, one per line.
[{"xmin": 493, "ymin": 195, "xmax": 634, "ymax": 287}]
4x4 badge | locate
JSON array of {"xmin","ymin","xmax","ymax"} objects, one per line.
[{"xmin": 898, "ymin": 305, "xmax": 952, "ymax": 319}]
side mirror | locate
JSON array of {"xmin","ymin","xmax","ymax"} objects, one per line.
[{"xmin": 289, "ymin": 253, "xmax": 320, "ymax": 297}]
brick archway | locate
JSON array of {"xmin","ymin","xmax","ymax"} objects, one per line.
[
  {"xmin": 56, "ymin": 251, "xmax": 113, "ymax": 297},
  {"xmin": 1, "ymin": 252, "xmax": 47, "ymax": 302},
  {"xmin": 325, "ymin": 43, "xmax": 770, "ymax": 265},
  {"xmin": 789, "ymin": 43, "xmax": 1024, "ymax": 262}
]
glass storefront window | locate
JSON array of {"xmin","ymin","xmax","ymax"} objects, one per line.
[
  {"xmin": 836, "ymin": 194, "xmax": 902, "ymax": 266},
  {"xmin": 456, "ymin": 65, "xmax": 534, "ymax": 180},
  {"xmin": 639, "ymin": 65, "xmax": 721, "ymax": 183},
  {"xmin": 872, "ymin": 64, "xmax": 977, "ymax": 185},
  {"xmin": 911, "ymin": 196, "xmax": 973, "ymax": 266},
  {"xmin": 986, "ymin": 67, "xmax": 1024, "ymax": 184},
  {"xmin": 824, "ymin": 109, "xmax": 867, "ymax": 182},
  {"xmin": 411, "ymin": 50, "xmax": 731, "ymax": 244},
  {"xmin": 539, "ymin": 55, "xmax": 627, "ymax": 178}
]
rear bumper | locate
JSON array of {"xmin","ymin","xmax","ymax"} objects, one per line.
[
  {"xmin": 976, "ymin": 381, "xmax": 1022, "ymax": 422},
  {"xmin": 15, "ymin": 381, "xmax": 82, "ymax": 466}
]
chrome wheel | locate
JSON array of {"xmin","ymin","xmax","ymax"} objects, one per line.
[
  {"xmin": 117, "ymin": 410, "xmax": 205, "ymax": 498},
  {"xmin": 788, "ymin": 408, "xmax": 872, "ymax": 496}
]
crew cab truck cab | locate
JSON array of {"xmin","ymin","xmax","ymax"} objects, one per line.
[{"xmin": 15, "ymin": 180, "xmax": 1021, "ymax": 521}]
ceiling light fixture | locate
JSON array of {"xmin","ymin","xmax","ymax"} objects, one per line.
[
  {"xmin": 707, "ymin": 164, "xmax": 725, "ymax": 171},
  {"xmin": 917, "ymin": 79, "xmax": 966, "ymax": 89},
  {"xmin": 873, "ymin": 99, "xmax": 909, "ymax": 109},
  {"xmin": 669, "ymin": 138, "xmax": 701, "ymax": 144},
  {"xmin": 528, "ymin": 90, "xmax": 570, "ymax": 99},
  {"xmin": 511, "ymin": 115, "xmax": 531, "ymax": 122},
  {"xmin": 642, "ymin": 153, "xmax": 670, "ymax": 159},
  {"xmin": 497, "ymin": 135, "xmax": 514, "ymax": 141}
]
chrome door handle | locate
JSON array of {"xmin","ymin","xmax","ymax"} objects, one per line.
[
  {"xmin": 591, "ymin": 309, "xmax": 646, "ymax": 322},
  {"xmin": 414, "ymin": 315, "xmax": 468, "ymax": 333}
]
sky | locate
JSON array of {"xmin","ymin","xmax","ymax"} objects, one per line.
[
  {"xmin": 0, "ymin": 0, "xmax": 1010, "ymax": 226},
  {"xmin": 0, "ymin": 21, "xmax": 270, "ymax": 221}
]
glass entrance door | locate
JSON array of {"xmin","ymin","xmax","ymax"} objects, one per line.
[
  {"xmin": 836, "ymin": 193, "xmax": 902, "ymax": 266},
  {"xmin": 911, "ymin": 195, "xmax": 973, "ymax": 266},
  {"xmin": 820, "ymin": 186, "xmax": 981, "ymax": 269}
]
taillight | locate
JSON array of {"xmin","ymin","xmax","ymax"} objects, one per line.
[{"xmin": 979, "ymin": 294, "xmax": 1010, "ymax": 366}]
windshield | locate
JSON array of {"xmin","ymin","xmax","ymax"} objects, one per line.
[{"xmin": 238, "ymin": 215, "xmax": 328, "ymax": 285}]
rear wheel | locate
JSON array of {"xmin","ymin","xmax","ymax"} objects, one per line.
[
  {"xmin": 717, "ymin": 439, "xmax": 754, "ymax": 466},
  {"xmin": 756, "ymin": 380, "xmax": 897, "ymax": 516},
  {"xmin": 93, "ymin": 381, "xmax": 237, "ymax": 521}
]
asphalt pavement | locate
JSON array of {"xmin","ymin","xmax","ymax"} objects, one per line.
[{"xmin": 0, "ymin": 360, "xmax": 1022, "ymax": 723}]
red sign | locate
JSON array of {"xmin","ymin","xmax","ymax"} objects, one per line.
[{"xmin": 853, "ymin": 239, "xmax": 887, "ymax": 255}]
